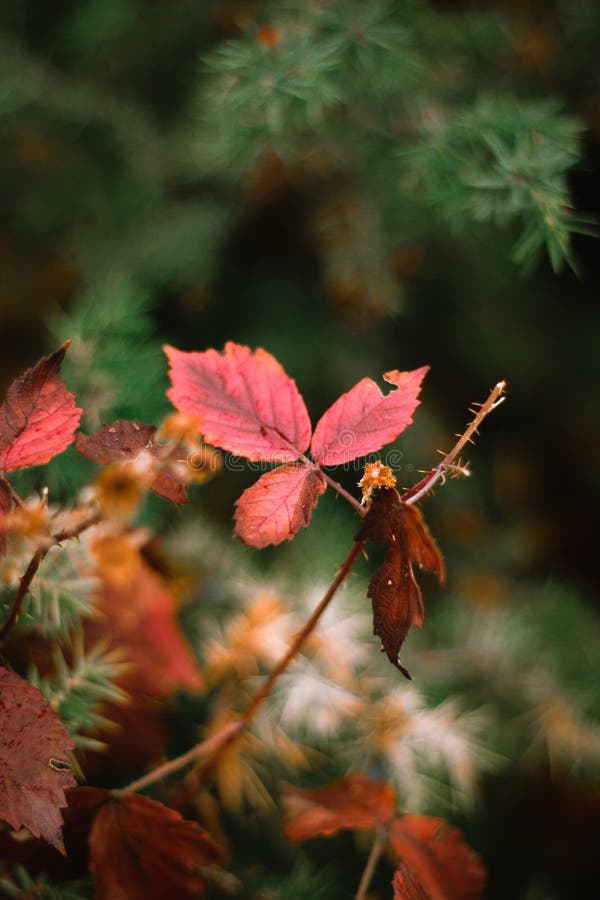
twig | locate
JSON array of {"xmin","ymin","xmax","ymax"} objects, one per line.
[
  {"xmin": 0, "ymin": 547, "xmax": 47, "ymax": 641},
  {"xmin": 118, "ymin": 539, "xmax": 365, "ymax": 795},
  {"xmin": 116, "ymin": 720, "xmax": 243, "ymax": 796},
  {"xmin": 355, "ymin": 825, "xmax": 388, "ymax": 900},
  {"xmin": 322, "ymin": 473, "xmax": 365, "ymax": 516},
  {"xmin": 6, "ymin": 482, "xmax": 26, "ymax": 510},
  {"xmin": 0, "ymin": 507, "xmax": 101, "ymax": 642},
  {"xmin": 402, "ymin": 381, "xmax": 506, "ymax": 506}
]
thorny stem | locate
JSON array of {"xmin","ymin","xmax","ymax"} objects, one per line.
[
  {"xmin": 118, "ymin": 381, "xmax": 506, "ymax": 795},
  {"xmin": 0, "ymin": 508, "xmax": 101, "ymax": 642},
  {"xmin": 402, "ymin": 380, "xmax": 506, "ymax": 506},
  {"xmin": 355, "ymin": 825, "xmax": 388, "ymax": 900}
]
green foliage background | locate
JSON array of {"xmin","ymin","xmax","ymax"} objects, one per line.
[{"xmin": 1, "ymin": 1, "xmax": 599, "ymax": 897}]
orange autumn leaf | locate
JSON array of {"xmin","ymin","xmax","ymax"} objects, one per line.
[
  {"xmin": 393, "ymin": 862, "xmax": 432, "ymax": 900},
  {"xmin": 283, "ymin": 772, "xmax": 396, "ymax": 843},
  {"xmin": 87, "ymin": 548, "xmax": 203, "ymax": 698},
  {"xmin": 389, "ymin": 815, "xmax": 485, "ymax": 900}
]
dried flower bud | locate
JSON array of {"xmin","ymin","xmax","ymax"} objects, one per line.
[{"xmin": 358, "ymin": 460, "xmax": 397, "ymax": 505}]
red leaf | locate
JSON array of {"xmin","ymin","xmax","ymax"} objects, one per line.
[
  {"xmin": 164, "ymin": 342, "xmax": 311, "ymax": 461},
  {"xmin": 356, "ymin": 488, "xmax": 444, "ymax": 677},
  {"xmin": 283, "ymin": 773, "xmax": 396, "ymax": 843},
  {"xmin": 76, "ymin": 419, "xmax": 188, "ymax": 504},
  {"xmin": 0, "ymin": 342, "xmax": 82, "ymax": 472},
  {"xmin": 89, "ymin": 793, "xmax": 220, "ymax": 900},
  {"xmin": 0, "ymin": 666, "xmax": 76, "ymax": 852},
  {"xmin": 311, "ymin": 367, "xmax": 428, "ymax": 466},
  {"xmin": 234, "ymin": 464, "xmax": 326, "ymax": 548},
  {"xmin": 393, "ymin": 863, "xmax": 432, "ymax": 900},
  {"xmin": 87, "ymin": 550, "xmax": 203, "ymax": 698},
  {"xmin": 0, "ymin": 476, "xmax": 10, "ymax": 556},
  {"xmin": 389, "ymin": 816, "xmax": 486, "ymax": 900}
]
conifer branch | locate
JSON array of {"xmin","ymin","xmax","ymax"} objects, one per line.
[{"xmin": 0, "ymin": 507, "xmax": 101, "ymax": 642}]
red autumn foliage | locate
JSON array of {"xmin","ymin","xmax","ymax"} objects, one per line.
[
  {"xmin": 88, "ymin": 793, "xmax": 220, "ymax": 900},
  {"xmin": 234, "ymin": 463, "xmax": 327, "ymax": 547},
  {"xmin": 310, "ymin": 366, "xmax": 429, "ymax": 466},
  {"xmin": 165, "ymin": 342, "xmax": 428, "ymax": 550},
  {"xmin": 0, "ymin": 342, "xmax": 81, "ymax": 472},
  {"xmin": 356, "ymin": 488, "xmax": 444, "ymax": 677},
  {"xmin": 389, "ymin": 816, "xmax": 486, "ymax": 900},
  {"xmin": 87, "ymin": 550, "xmax": 203, "ymax": 698},
  {"xmin": 0, "ymin": 666, "xmax": 76, "ymax": 852},
  {"xmin": 283, "ymin": 772, "xmax": 397, "ymax": 842},
  {"xmin": 392, "ymin": 862, "xmax": 432, "ymax": 900},
  {"xmin": 283, "ymin": 773, "xmax": 485, "ymax": 900},
  {"xmin": 165, "ymin": 342, "xmax": 312, "ymax": 462},
  {"xmin": 76, "ymin": 418, "xmax": 188, "ymax": 504}
]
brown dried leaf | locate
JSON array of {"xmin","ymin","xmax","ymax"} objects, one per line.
[
  {"xmin": 89, "ymin": 793, "xmax": 220, "ymax": 900},
  {"xmin": 356, "ymin": 488, "xmax": 444, "ymax": 677},
  {"xmin": 76, "ymin": 419, "xmax": 188, "ymax": 505},
  {"xmin": 0, "ymin": 667, "xmax": 76, "ymax": 852},
  {"xmin": 283, "ymin": 773, "xmax": 396, "ymax": 843}
]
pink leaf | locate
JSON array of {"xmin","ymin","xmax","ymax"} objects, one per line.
[
  {"xmin": 310, "ymin": 367, "xmax": 428, "ymax": 466},
  {"xmin": 0, "ymin": 342, "xmax": 82, "ymax": 472},
  {"xmin": 234, "ymin": 464, "xmax": 326, "ymax": 548},
  {"xmin": 165, "ymin": 343, "xmax": 311, "ymax": 462}
]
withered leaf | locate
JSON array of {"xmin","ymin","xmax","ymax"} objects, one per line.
[
  {"xmin": 356, "ymin": 488, "xmax": 444, "ymax": 677},
  {"xmin": 0, "ymin": 666, "xmax": 76, "ymax": 852},
  {"xmin": 89, "ymin": 793, "xmax": 220, "ymax": 900},
  {"xmin": 0, "ymin": 342, "xmax": 82, "ymax": 472},
  {"xmin": 76, "ymin": 419, "xmax": 188, "ymax": 505},
  {"xmin": 389, "ymin": 815, "xmax": 486, "ymax": 900},
  {"xmin": 283, "ymin": 773, "xmax": 396, "ymax": 843}
]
